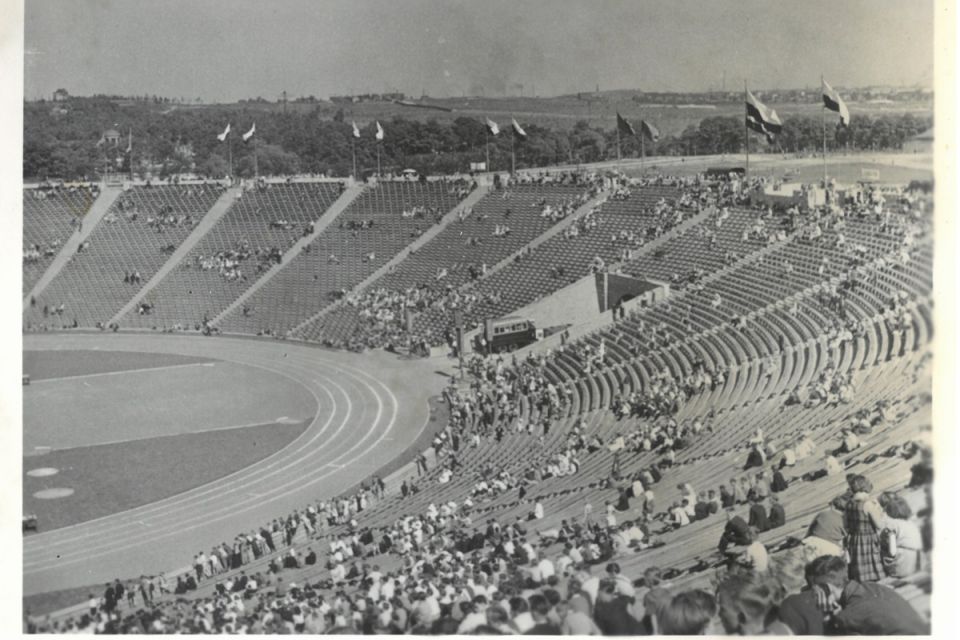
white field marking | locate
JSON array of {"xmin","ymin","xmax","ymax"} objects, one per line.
[
  {"xmin": 25, "ymin": 359, "xmax": 400, "ymax": 573},
  {"xmin": 23, "ymin": 337, "xmax": 409, "ymax": 568},
  {"xmin": 23, "ymin": 354, "xmax": 386, "ymax": 559},
  {"xmin": 33, "ymin": 488, "xmax": 74, "ymax": 499},
  {"xmin": 25, "ymin": 366, "xmax": 392, "ymax": 571},
  {"xmin": 28, "ymin": 361, "xmax": 217, "ymax": 384},
  {"xmin": 26, "ymin": 468, "xmax": 59, "ymax": 477}
]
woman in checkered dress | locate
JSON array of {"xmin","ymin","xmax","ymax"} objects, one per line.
[{"xmin": 843, "ymin": 474, "xmax": 886, "ymax": 582}]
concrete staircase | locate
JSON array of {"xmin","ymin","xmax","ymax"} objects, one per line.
[
  {"xmin": 286, "ymin": 183, "xmax": 492, "ymax": 337},
  {"xmin": 23, "ymin": 186, "xmax": 122, "ymax": 310},
  {"xmin": 210, "ymin": 183, "xmax": 366, "ymax": 327},
  {"xmin": 108, "ymin": 186, "xmax": 243, "ymax": 326}
]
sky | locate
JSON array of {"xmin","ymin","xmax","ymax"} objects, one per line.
[{"xmin": 24, "ymin": 0, "xmax": 935, "ymax": 102}]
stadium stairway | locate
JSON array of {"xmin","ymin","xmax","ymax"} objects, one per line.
[
  {"xmin": 22, "ymin": 185, "xmax": 122, "ymax": 311},
  {"xmin": 107, "ymin": 185, "xmax": 243, "ymax": 326},
  {"xmin": 286, "ymin": 183, "xmax": 493, "ymax": 338},
  {"xmin": 211, "ymin": 183, "xmax": 365, "ymax": 328}
]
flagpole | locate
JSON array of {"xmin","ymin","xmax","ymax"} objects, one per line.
[
  {"xmin": 616, "ymin": 123, "xmax": 621, "ymax": 169},
  {"xmin": 744, "ymin": 80, "xmax": 750, "ymax": 179},
  {"xmin": 128, "ymin": 130, "xmax": 133, "ymax": 182},
  {"xmin": 227, "ymin": 136, "xmax": 234, "ymax": 184},
  {"xmin": 640, "ymin": 129, "xmax": 645, "ymax": 175},
  {"xmin": 253, "ymin": 138, "xmax": 259, "ymax": 179},
  {"xmin": 352, "ymin": 137, "xmax": 357, "ymax": 179},
  {"xmin": 511, "ymin": 131, "xmax": 516, "ymax": 175},
  {"xmin": 485, "ymin": 127, "xmax": 490, "ymax": 172},
  {"xmin": 377, "ymin": 142, "xmax": 381, "ymax": 178},
  {"xmin": 821, "ymin": 75, "xmax": 827, "ymax": 187}
]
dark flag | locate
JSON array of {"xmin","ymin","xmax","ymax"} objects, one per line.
[
  {"xmin": 616, "ymin": 112, "xmax": 636, "ymax": 137},
  {"xmin": 641, "ymin": 120, "xmax": 660, "ymax": 142},
  {"xmin": 745, "ymin": 90, "xmax": 782, "ymax": 142}
]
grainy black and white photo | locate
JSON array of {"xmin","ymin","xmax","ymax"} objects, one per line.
[{"xmin": 16, "ymin": 0, "xmax": 944, "ymax": 634}]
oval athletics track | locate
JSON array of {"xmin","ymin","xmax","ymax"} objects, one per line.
[{"xmin": 23, "ymin": 333, "xmax": 447, "ymax": 596}]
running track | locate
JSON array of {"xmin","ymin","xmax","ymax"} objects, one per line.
[{"xmin": 23, "ymin": 333, "xmax": 451, "ymax": 596}]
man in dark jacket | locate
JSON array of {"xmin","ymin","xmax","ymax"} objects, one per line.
[
  {"xmin": 768, "ymin": 495, "xmax": 786, "ymax": 529},
  {"xmin": 718, "ymin": 508, "xmax": 752, "ymax": 553},
  {"xmin": 805, "ymin": 555, "xmax": 929, "ymax": 634},
  {"xmin": 747, "ymin": 492, "xmax": 770, "ymax": 533},
  {"xmin": 593, "ymin": 578, "xmax": 641, "ymax": 635},
  {"xmin": 525, "ymin": 594, "xmax": 561, "ymax": 635}
]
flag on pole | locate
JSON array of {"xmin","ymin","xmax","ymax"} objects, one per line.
[
  {"xmin": 375, "ymin": 121, "xmax": 385, "ymax": 141},
  {"xmin": 125, "ymin": 130, "xmax": 132, "ymax": 153},
  {"xmin": 822, "ymin": 80, "xmax": 850, "ymax": 127},
  {"xmin": 616, "ymin": 113, "xmax": 636, "ymax": 137},
  {"xmin": 745, "ymin": 90, "xmax": 782, "ymax": 141},
  {"xmin": 217, "ymin": 123, "xmax": 231, "ymax": 142},
  {"xmin": 242, "ymin": 122, "xmax": 256, "ymax": 142},
  {"xmin": 352, "ymin": 121, "xmax": 361, "ymax": 139},
  {"xmin": 640, "ymin": 120, "xmax": 660, "ymax": 142},
  {"xmin": 486, "ymin": 118, "xmax": 500, "ymax": 136},
  {"xmin": 511, "ymin": 118, "xmax": 527, "ymax": 139}
]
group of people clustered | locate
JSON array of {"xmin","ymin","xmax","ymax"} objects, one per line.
[{"xmin": 28, "ymin": 174, "xmax": 933, "ymax": 635}]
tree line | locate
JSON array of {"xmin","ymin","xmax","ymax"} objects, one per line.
[{"xmin": 24, "ymin": 97, "xmax": 931, "ymax": 180}]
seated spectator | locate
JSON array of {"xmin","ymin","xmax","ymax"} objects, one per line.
[
  {"xmin": 744, "ymin": 442, "xmax": 766, "ymax": 470},
  {"xmin": 657, "ymin": 590, "xmax": 717, "ymax": 635},
  {"xmin": 669, "ymin": 502, "xmax": 690, "ymax": 528},
  {"xmin": 768, "ymin": 495, "xmax": 786, "ymax": 529},
  {"xmin": 804, "ymin": 555, "xmax": 929, "ymax": 635},
  {"xmin": 525, "ymin": 593, "xmax": 561, "ymax": 635},
  {"xmin": 878, "ymin": 491, "xmax": 923, "ymax": 579},
  {"xmin": 592, "ymin": 578, "xmax": 641, "ymax": 635},
  {"xmin": 824, "ymin": 451, "xmax": 845, "ymax": 477},
  {"xmin": 770, "ymin": 465, "xmax": 790, "ymax": 493},
  {"xmin": 719, "ymin": 484, "xmax": 736, "ymax": 509},
  {"xmin": 694, "ymin": 492, "xmax": 712, "ymax": 520},
  {"xmin": 560, "ymin": 593, "xmax": 601, "ymax": 635},
  {"xmin": 718, "ymin": 508, "xmax": 752, "ymax": 553},
  {"xmin": 748, "ymin": 491, "xmax": 770, "ymax": 533},
  {"xmin": 838, "ymin": 428, "xmax": 862, "ymax": 454},
  {"xmin": 774, "ymin": 550, "xmax": 826, "ymax": 635},
  {"xmin": 715, "ymin": 572, "xmax": 792, "ymax": 635},
  {"xmin": 803, "ymin": 496, "xmax": 848, "ymax": 558}
]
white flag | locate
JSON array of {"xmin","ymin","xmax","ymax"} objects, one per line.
[
  {"xmin": 511, "ymin": 118, "xmax": 527, "ymax": 139},
  {"xmin": 242, "ymin": 122, "xmax": 256, "ymax": 142},
  {"xmin": 822, "ymin": 80, "xmax": 851, "ymax": 127},
  {"xmin": 486, "ymin": 118, "xmax": 500, "ymax": 136},
  {"xmin": 217, "ymin": 123, "xmax": 231, "ymax": 142},
  {"xmin": 375, "ymin": 121, "xmax": 385, "ymax": 141},
  {"xmin": 352, "ymin": 121, "xmax": 361, "ymax": 139}
]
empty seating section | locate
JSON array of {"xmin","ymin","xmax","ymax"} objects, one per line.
[
  {"xmin": 219, "ymin": 181, "xmax": 468, "ymax": 335},
  {"xmin": 412, "ymin": 186, "xmax": 685, "ymax": 341},
  {"xmin": 24, "ymin": 184, "xmax": 224, "ymax": 328},
  {"xmin": 22, "ymin": 187, "xmax": 97, "ymax": 295},
  {"xmin": 122, "ymin": 182, "xmax": 342, "ymax": 329}
]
